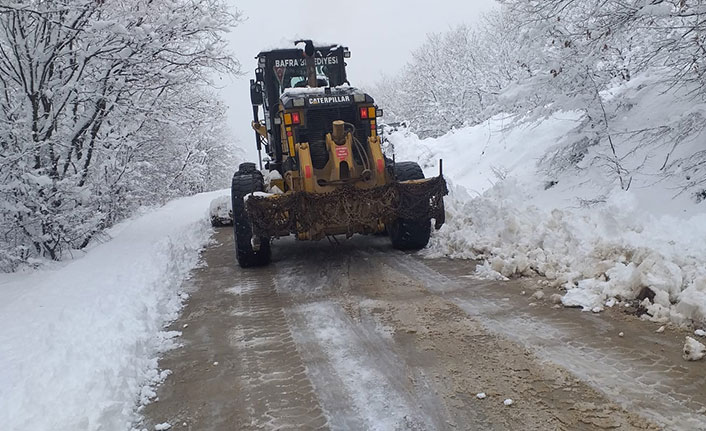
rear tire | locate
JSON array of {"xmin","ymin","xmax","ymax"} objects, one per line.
[
  {"xmin": 231, "ymin": 167, "xmax": 271, "ymax": 267},
  {"xmin": 388, "ymin": 161, "xmax": 432, "ymax": 250}
]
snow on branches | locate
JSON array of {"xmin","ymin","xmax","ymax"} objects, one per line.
[
  {"xmin": 0, "ymin": 0, "xmax": 241, "ymax": 270},
  {"xmin": 373, "ymin": 1, "xmax": 706, "ymax": 202}
]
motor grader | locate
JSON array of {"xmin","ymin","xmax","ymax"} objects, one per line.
[{"xmin": 231, "ymin": 40, "xmax": 447, "ymax": 267}]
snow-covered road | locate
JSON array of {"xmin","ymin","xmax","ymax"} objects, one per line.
[
  {"xmin": 4, "ymin": 193, "xmax": 705, "ymax": 431},
  {"xmin": 140, "ymin": 228, "xmax": 706, "ymax": 430}
]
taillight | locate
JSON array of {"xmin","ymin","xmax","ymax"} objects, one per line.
[
  {"xmin": 284, "ymin": 112, "xmax": 301, "ymax": 125},
  {"xmin": 359, "ymin": 107, "xmax": 368, "ymax": 119}
]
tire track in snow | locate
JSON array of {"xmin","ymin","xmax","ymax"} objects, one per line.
[
  {"xmin": 384, "ymin": 253, "xmax": 706, "ymax": 430},
  {"xmin": 140, "ymin": 229, "xmax": 329, "ymax": 430},
  {"xmin": 273, "ymin": 244, "xmax": 449, "ymax": 430},
  {"xmin": 224, "ymin": 271, "xmax": 329, "ymax": 430}
]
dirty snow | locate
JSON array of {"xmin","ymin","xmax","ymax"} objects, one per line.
[
  {"xmin": 531, "ymin": 291, "xmax": 545, "ymax": 301},
  {"xmin": 0, "ymin": 191, "xmax": 221, "ymax": 430},
  {"xmin": 388, "ymin": 73, "xmax": 706, "ymax": 328},
  {"xmin": 288, "ymin": 301, "xmax": 436, "ymax": 429},
  {"xmin": 243, "ymin": 191, "xmax": 274, "ymax": 201},
  {"xmin": 683, "ymin": 337, "xmax": 706, "ymax": 361},
  {"xmin": 208, "ymin": 195, "xmax": 232, "ymax": 225}
]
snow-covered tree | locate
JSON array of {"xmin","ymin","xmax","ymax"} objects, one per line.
[
  {"xmin": 375, "ymin": 1, "xmax": 706, "ymax": 197},
  {"xmin": 373, "ymin": 11, "xmax": 524, "ymax": 137},
  {"xmin": 497, "ymin": 0, "xmax": 706, "ymax": 191},
  {"xmin": 0, "ymin": 0, "xmax": 241, "ymax": 270}
]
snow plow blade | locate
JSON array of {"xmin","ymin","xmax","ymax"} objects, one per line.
[{"xmin": 245, "ymin": 175, "xmax": 448, "ymax": 240}]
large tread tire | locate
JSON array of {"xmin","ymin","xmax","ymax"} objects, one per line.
[
  {"xmin": 231, "ymin": 168, "xmax": 271, "ymax": 267},
  {"xmin": 388, "ymin": 161, "xmax": 432, "ymax": 250}
]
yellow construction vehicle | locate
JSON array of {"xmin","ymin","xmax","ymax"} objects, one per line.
[{"xmin": 232, "ymin": 40, "xmax": 447, "ymax": 267}]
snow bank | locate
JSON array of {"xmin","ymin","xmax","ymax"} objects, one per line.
[
  {"xmin": 387, "ymin": 111, "xmax": 583, "ymax": 197},
  {"xmin": 0, "ymin": 190, "xmax": 223, "ymax": 431},
  {"xmin": 388, "ymin": 75, "xmax": 706, "ymax": 327},
  {"xmin": 427, "ymin": 180, "xmax": 706, "ymax": 326}
]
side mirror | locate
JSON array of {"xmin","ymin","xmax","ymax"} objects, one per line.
[
  {"xmin": 250, "ymin": 79, "xmax": 263, "ymax": 106},
  {"xmin": 255, "ymin": 68, "xmax": 264, "ymax": 83}
]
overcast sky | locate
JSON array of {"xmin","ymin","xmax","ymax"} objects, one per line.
[{"xmin": 221, "ymin": 0, "xmax": 498, "ymax": 159}]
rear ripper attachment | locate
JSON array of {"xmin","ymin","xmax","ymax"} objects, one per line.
[
  {"xmin": 245, "ymin": 172, "xmax": 448, "ymax": 241},
  {"xmin": 232, "ymin": 40, "xmax": 447, "ymax": 267}
]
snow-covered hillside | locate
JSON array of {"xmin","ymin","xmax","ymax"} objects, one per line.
[
  {"xmin": 387, "ymin": 74, "xmax": 706, "ymax": 328},
  {"xmin": 0, "ymin": 191, "xmax": 222, "ymax": 431}
]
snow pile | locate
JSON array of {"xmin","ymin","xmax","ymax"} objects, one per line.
[
  {"xmin": 387, "ymin": 75, "xmax": 706, "ymax": 327},
  {"xmin": 209, "ymin": 195, "xmax": 232, "ymax": 226},
  {"xmin": 427, "ymin": 180, "xmax": 706, "ymax": 325},
  {"xmin": 683, "ymin": 337, "xmax": 706, "ymax": 361},
  {"xmin": 243, "ymin": 191, "xmax": 275, "ymax": 201},
  {"xmin": 0, "ymin": 191, "xmax": 222, "ymax": 430}
]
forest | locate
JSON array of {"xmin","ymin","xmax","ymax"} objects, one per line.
[
  {"xmin": 375, "ymin": 0, "xmax": 705, "ymax": 200},
  {"xmin": 0, "ymin": 0, "xmax": 240, "ymax": 270}
]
